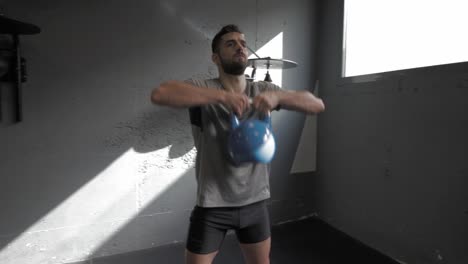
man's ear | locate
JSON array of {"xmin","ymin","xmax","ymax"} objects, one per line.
[{"xmin": 212, "ymin": 53, "xmax": 219, "ymax": 65}]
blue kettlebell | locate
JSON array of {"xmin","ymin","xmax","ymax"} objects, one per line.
[{"xmin": 227, "ymin": 112, "xmax": 276, "ymax": 165}]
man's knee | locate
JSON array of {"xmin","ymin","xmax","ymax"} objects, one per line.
[
  {"xmin": 185, "ymin": 249, "xmax": 218, "ymax": 264},
  {"xmin": 239, "ymin": 237, "xmax": 271, "ymax": 264}
]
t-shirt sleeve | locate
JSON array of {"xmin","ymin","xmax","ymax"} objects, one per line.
[
  {"xmin": 184, "ymin": 79, "xmax": 203, "ymax": 128},
  {"xmin": 189, "ymin": 106, "xmax": 202, "ymax": 129},
  {"xmin": 184, "ymin": 78, "xmax": 206, "ymax": 88},
  {"xmin": 269, "ymin": 82, "xmax": 282, "ymax": 92},
  {"xmin": 257, "ymin": 81, "xmax": 282, "ymax": 111},
  {"xmin": 257, "ymin": 81, "xmax": 281, "ymax": 92}
]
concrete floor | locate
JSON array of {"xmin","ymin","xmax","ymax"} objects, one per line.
[{"xmin": 77, "ymin": 217, "xmax": 398, "ymax": 264}]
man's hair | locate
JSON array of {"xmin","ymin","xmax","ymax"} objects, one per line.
[{"xmin": 211, "ymin": 24, "xmax": 243, "ymax": 53}]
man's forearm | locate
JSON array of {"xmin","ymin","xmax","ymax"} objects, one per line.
[
  {"xmin": 151, "ymin": 80, "xmax": 226, "ymax": 108},
  {"xmin": 276, "ymin": 90, "xmax": 325, "ymax": 114}
]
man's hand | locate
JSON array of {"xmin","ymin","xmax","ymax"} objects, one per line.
[
  {"xmin": 252, "ymin": 91, "xmax": 280, "ymax": 113},
  {"xmin": 252, "ymin": 89, "xmax": 325, "ymax": 114},
  {"xmin": 224, "ymin": 92, "xmax": 251, "ymax": 116}
]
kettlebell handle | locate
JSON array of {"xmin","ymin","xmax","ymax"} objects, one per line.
[
  {"xmin": 261, "ymin": 111, "xmax": 271, "ymax": 125},
  {"xmin": 230, "ymin": 98, "xmax": 271, "ymax": 128},
  {"xmin": 248, "ymin": 98, "xmax": 272, "ymax": 124},
  {"xmin": 231, "ymin": 113, "xmax": 240, "ymax": 129},
  {"xmin": 230, "ymin": 111, "xmax": 271, "ymax": 129}
]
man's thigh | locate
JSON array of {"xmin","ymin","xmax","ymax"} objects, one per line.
[
  {"xmin": 186, "ymin": 206, "xmax": 234, "ymax": 254},
  {"xmin": 236, "ymin": 200, "xmax": 271, "ymax": 244}
]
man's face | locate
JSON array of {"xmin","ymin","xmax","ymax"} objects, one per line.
[{"xmin": 214, "ymin": 32, "xmax": 248, "ymax": 75}]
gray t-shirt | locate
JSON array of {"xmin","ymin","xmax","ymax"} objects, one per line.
[{"xmin": 186, "ymin": 78, "xmax": 281, "ymax": 207}]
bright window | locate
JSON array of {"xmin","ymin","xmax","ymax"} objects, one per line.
[{"xmin": 343, "ymin": 0, "xmax": 468, "ymax": 77}]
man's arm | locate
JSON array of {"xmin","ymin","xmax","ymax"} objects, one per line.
[
  {"xmin": 151, "ymin": 80, "xmax": 250, "ymax": 116},
  {"xmin": 252, "ymin": 89, "xmax": 325, "ymax": 114}
]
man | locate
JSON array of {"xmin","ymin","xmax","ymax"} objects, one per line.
[{"xmin": 151, "ymin": 24, "xmax": 325, "ymax": 264}]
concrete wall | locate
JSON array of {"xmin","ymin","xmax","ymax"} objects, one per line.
[
  {"xmin": 315, "ymin": 1, "xmax": 468, "ymax": 263},
  {"xmin": 0, "ymin": 0, "xmax": 319, "ymax": 263}
]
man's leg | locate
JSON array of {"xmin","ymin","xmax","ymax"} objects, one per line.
[
  {"xmin": 186, "ymin": 206, "xmax": 231, "ymax": 264},
  {"xmin": 236, "ymin": 200, "xmax": 271, "ymax": 264},
  {"xmin": 239, "ymin": 237, "xmax": 271, "ymax": 264},
  {"xmin": 185, "ymin": 249, "xmax": 219, "ymax": 264}
]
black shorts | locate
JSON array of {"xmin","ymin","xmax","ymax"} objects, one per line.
[{"xmin": 186, "ymin": 200, "xmax": 271, "ymax": 254}]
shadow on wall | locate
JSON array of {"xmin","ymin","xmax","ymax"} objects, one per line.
[{"xmin": 104, "ymin": 108, "xmax": 195, "ymax": 158}]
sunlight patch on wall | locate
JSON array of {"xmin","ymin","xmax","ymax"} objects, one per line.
[
  {"xmin": 246, "ymin": 32, "xmax": 283, "ymax": 86},
  {"xmin": 0, "ymin": 146, "xmax": 195, "ymax": 264}
]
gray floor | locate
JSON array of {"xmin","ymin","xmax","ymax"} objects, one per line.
[{"xmin": 80, "ymin": 217, "xmax": 398, "ymax": 264}]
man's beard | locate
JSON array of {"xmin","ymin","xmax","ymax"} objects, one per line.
[{"xmin": 220, "ymin": 57, "xmax": 248, "ymax": 75}]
